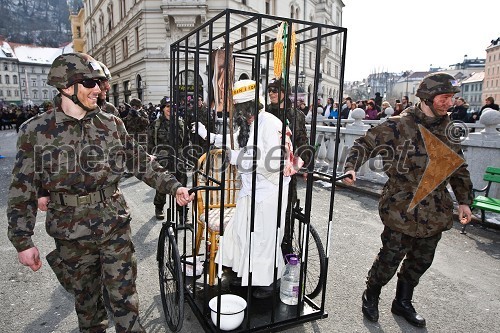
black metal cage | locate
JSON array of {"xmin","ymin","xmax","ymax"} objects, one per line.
[{"xmin": 158, "ymin": 8, "xmax": 347, "ymax": 332}]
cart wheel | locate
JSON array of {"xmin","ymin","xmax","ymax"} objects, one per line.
[
  {"xmin": 158, "ymin": 223, "xmax": 184, "ymax": 332},
  {"xmin": 291, "ymin": 223, "xmax": 326, "ymax": 299}
]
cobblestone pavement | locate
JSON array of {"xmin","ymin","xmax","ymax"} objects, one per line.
[{"xmin": 0, "ymin": 129, "xmax": 499, "ymax": 333}]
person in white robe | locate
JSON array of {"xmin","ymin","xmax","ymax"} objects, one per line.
[{"xmin": 192, "ymin": 79, "xmax": 303, "ymax": 298}]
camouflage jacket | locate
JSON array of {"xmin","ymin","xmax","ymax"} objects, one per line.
[
  {"xmin": 147, "ymin": 115, "xmax": 185, "ymax": 169},
  {"xmin": 344, "ymin": 105, "xmax": 473, "ymax": 238},
  {"xmin": 266, "ymin": 102, "xmax": 311, "ymax": 169},
  {"xmin": 7, "ymin": 99, "xmax": 182, "ymax": 252},
  {"xmin": 122, "ymin": 109, "xmax": 149, "ymax": 142},
  {"xmin": 100, "ymin": 100, "xmax": 120, "ymax": 117}
]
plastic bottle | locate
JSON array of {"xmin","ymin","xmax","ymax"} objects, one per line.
[{"xmin": 280, "ymin": 255, "xmax": 300, "ymax": 305}]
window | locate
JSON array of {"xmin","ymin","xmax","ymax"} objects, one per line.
[
  {"xmin": 327, "ymin": 61, "xmax": 331, "ymax": 75},
  {"xmin": 33, "ymin": 90, "xmax": 37, "ymax": 99},
  {"xmin": 241, "ymin": 27, "xmax": 247, "ymax": 49},
  {"xmin": 265, "ymin": 0, "xmax": 270, "ymax": 14},
  {"xmin": 42, "ymin": 79, "xmax": 46, "ymax": 86},
  {"xmin": 335, "ymin": 65, "xmax": 339, "ymax": 78},
  {"xmin": 0, "ymin": 76, "xmax": 2, "ymax": 84},
  {"xmin": 108, "ymin": 5, "xmax": 114, "ymax": 31},
  {"xmin": 3, "ymin": 63, "xmax": 7, "ymax": 70},
  {"xmin": 13, "ymin": 75, "xmax": 17, "ymax": 84},
  {"xmin": 21, "ymin": 67, "xmax": 25, "ymax": 73},
  {"xmin": 122, "ymin": 37, "xmax": 128, "ymax": 59},
  {"xmin": 242, "ymin": 0, "xmax": 246, "ymax": 5},
  {"xmin": 32, "ymin": 67, "xmax": 35, "ymax": 73},
  {"xmin": 99, "ymin": 15, "xmax": 104, "ymax": 38},
  {"xmin": 22, "ymin": 79, "xmax": 25, "ymax": 87},
  {"xmin": 43, "ymin": 90, "xmax": 48, "ymax": 99},
  {"xmin": 42, "ymin": 68, "xmax": 45, "ymax": 74},
  {"xmin": 309, "ymin": 52, "xmax": 313, "ymax": 68},
  {"xmin": 0, "ymin": 90, "xmax": 3, "ymax": 96},
  {"xmin": 14, "ymin": 90, "xmax": 18, "ymax": 97},
  {"xmin": 92, "ymin": 24, "xmax": 97, "ymax": 47},
  {"xmin": 32, "ymin": 79, "xmax": 36, "ymax": 86},
  {"xmin": 265, "ymin": 35, "xmax": 271, "ymax": 53},
  {"xmin": 7, "ymin": 90, "xmax": 11, "ymax": 96},
  {"xmin": 5, "ymin": 75, "xmax": 9, "ymax": 84},
  {"xmin": 120, "ymin": 0, "xmax": 126, "ymax": 19},
  {"xmin": 135, "ymin": 27, "xmax": 139, "ymax": 51},
  {"xmin": 110, "ymin": 45, "xmax": 116, "ymax": 65}
]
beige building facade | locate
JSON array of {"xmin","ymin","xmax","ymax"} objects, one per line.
[
  {"xmin": 482, "ymin": 37, "xmax": 500, "ymax": 105},
  {"xmin": 80, "ymin": 0, "xmax": 345, "ymax": 107}
]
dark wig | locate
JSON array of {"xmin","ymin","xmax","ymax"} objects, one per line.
[{"xmin": 233, "ymin": 100, "xmax": 262, "ymax": 148}]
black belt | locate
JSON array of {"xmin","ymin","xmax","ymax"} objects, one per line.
[{"xmin": 49, "ymin": 184, "xmax": 118, "ymax": 207}]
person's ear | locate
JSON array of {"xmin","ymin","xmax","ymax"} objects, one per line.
[{"xmin": 61, "ymin": 85, "xmax": 74, "ymax": 95}]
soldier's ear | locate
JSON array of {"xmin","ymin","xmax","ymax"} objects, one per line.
[{"xmin": 61, "ymin": 85, "xmax": 74, "ymax": 95}]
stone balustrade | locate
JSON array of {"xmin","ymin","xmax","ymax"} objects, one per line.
[
  {"xmin": 214, "ymin": 110, "xmax": 500, "ymax": 197},
  {"xmin": 305, "ymin": 110, "xmax": 500, "ymax": 198}
]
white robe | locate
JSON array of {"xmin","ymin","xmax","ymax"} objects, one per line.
[{"xmin": 215, "ymin": 111, "xmax": 291, "ymax": 286}]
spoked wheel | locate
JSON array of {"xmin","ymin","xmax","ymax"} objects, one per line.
[
  {"xmin": 291, "ymin": 223, "xmax": 326, "ymax": 299},
  {"xmin": 158, "ymin": 223, "xmax": 184, "ymax": 332}
]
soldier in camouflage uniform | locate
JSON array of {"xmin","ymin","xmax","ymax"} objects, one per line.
[
  {"xmin": 96, "ymin": 61, "xmax": 120, "ymax": 117},
  {"xmin": 265, "ymin": 77, "xmax": 312, "ymax": 256},
  {"xmin": 342, "ymin": 72, "xmax": 473, "ymax": 327},
  {"xmin": 7, "ymin": 52, "xmax": 193, "ymax": 333},
  {"xmin": 123, "ymin": 98, "xmax": 149, "ymax": 143},
  {"xmin": 148, "ymin": 97, "xmax": 187, "ymax": 220}
]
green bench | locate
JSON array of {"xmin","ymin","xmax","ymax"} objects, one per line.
[{"xmin": 461, "ymin": 166, "xmax": 500, "ymax": 234}]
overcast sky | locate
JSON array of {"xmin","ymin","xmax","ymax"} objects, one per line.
[{"xmin": 341, "ymin": 0, "xmax": 499, "ymax": 82}]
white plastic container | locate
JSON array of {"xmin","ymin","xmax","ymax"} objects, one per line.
[
  {"xmin": 280, "ymin": 255, "xmax": 300, "ymax": 305},
  {"xmin": 209, "ymin": 294, "xmax": 247, "ymax": 330}
]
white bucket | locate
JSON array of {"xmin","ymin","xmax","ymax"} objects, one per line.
[{"xmin": 208, "ymin": 294, "xmax": 247, "ymax": 331}]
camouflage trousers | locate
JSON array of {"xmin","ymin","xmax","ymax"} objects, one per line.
[
  {"xmin": 46, "ymin": 223, "xmax": 145, "ymax": 333},
  {"xmin": 366, "ymin": 226, "xmax": 442, "ymax": 288}
]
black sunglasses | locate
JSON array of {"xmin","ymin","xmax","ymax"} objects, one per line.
[
  {"xmin": 268, "ymin": 87, "xmax": 280, "ymax": 93},
  {"xmin": 79, "ymin": 79, "xmax": 102, "ymax": 89}
]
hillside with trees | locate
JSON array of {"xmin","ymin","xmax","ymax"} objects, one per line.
[{"xmin": 0, "ymin": 0, "xmax": 83, "ymax": 47}]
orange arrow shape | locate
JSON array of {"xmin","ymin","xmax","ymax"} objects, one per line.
[{"xmin": 407, "ymin": 124, "xmax": 465, "ymax": 211}]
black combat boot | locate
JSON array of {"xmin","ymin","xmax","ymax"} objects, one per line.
[
  {"xmin": 391, "ymin": 280, "xmax": 426, "ymax": 327},
  {"xmin": 362, "ymin": 284, "xmax": 382, "ymax": 322},
  {"xmin": 155, "ymin": 206, "xmax": 165, "ymax": 220}
]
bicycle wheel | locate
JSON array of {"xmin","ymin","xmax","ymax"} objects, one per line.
[
  {"xmin": 158, "ymin": 224, "xmax": 184, "ymax": 332},
  {"xmin": 291, "ymin": 223, "xmax": 326, "ymax": 299}
]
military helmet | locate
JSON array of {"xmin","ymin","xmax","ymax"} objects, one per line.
[
  {"xmin": 415, "ymin": 72, "xmax": 460, "ymax": 100},
  {"xmin": 47, "ymin": 53, "xmax": 106, "ymax": 89},
  {"xmin": 129, "ymin": 98, "xmax": 142, "ymax": 108},
  {"xmin": 97, "ymin": 61, "xmax": 112, "ymax": 80}
]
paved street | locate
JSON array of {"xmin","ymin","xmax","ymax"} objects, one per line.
[{"xmin": 0, "ymin": 128, "xmax": 499, "ymax": 333}]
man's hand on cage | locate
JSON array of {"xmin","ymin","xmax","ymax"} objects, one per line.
[
  {"xmin": 342, "ymin": 170, "xmax": 356, "ymax": 185},
  {"xmin": 176, "ymin": 187, "xmax": 194, "ymax": 206}
]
